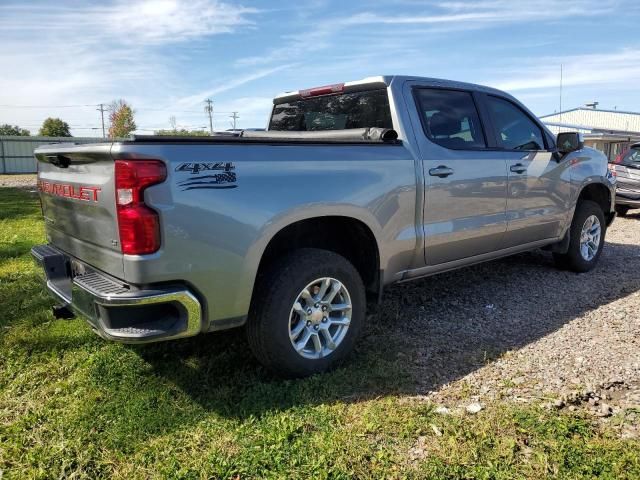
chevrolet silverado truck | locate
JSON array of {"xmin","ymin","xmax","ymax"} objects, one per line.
[{"xmin": 31, "ymin": 76, "xmax": 616, "ymax": 377}]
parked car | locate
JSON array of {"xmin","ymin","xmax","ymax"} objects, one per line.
[
  {"xmin": 31, "ymin": 75, "xmax": 616, "ymax": 377},
  {"xmin": 609, "ymin": 143, "xmax": 640, "ymax": 216}
]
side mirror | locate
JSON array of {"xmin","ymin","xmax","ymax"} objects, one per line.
[{"xmin": 557, "ymin": 132, "xmax": 584, "ymax": 154}]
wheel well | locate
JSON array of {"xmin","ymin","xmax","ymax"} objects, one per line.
[
  {"xmin": 256, "ymin": 217, "xmax": 380, "ymax": 298},
  {"xmin": 578, "ymin": 183, "xmax": 611, "ymax": 215}
]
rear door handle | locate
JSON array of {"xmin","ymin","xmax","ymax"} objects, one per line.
[
  {"xmin": 428, "ymin": 165, "xmax": 454, "ymax": 178},
  {"xmin": 510, "ymin": 163, "xmax": 527, "ymax": 174}
]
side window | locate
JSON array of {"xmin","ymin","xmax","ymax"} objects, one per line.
[
  {"xmin": 486, "ymin": 96, "xmax": 545, "ymax": 150},
  {"xmin": 414, "ymin": 88, "xmax": 486, "ymax": 149}
]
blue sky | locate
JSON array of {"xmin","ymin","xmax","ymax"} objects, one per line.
[{"xmin": 1, "ymin": 0, "xmax": 639, "ymax": 135}]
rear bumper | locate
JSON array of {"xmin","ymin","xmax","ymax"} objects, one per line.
[{"xmin": 31, "ymin": 244, "xmax": 204, "ymax": 343}]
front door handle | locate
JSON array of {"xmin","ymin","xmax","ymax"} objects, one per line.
[
  {"xmin": 429, "ymin": 165, "xmax": 454, "ymax": 178},
  {"xmin": 510, "ymin": 163, "xmax": 527, "ymax": 174}
]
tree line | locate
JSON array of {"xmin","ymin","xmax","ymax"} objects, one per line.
[{"xmin": 1, "ymin": 100, "xmax": 209, "ymax": 138}]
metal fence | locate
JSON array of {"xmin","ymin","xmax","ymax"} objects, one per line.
[{"xmin": 0, "ymin": 136, "xmax": 104, "ymax": 174}]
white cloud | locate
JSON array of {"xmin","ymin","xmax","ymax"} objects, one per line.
[
  {"xmin": 236, "ymin": 0, "xmax": 614, "ymax": 67},
  {"xmin": 489, "ymin": 50, "xmax": 640, "ymax": 92}
]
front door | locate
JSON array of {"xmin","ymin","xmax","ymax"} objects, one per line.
[
  {"xmin": 412, "ymin": 87, "xmax": 508, "ymax": 266},
  {"xmin": 482, "ymin": 94, "xmax": 570, "ymax": 247}
]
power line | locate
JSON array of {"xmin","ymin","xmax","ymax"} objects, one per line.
[{"xmin": 0, "ymin": 104, "xmax": 99, "ymax": 108}]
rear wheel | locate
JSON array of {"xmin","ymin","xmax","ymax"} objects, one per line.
[
  {"xmin": 554, "ymin": 200, "xmax": 606, "ymax": 272},
  {"xmin": 247, "ymin": 248, "xmax": 365, "ymax": 377},
  {"xmin": 615, "ymin": 205, "xmax": 630, "ymax": 217}
]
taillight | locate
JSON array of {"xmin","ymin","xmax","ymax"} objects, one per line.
[{"xmin": 114, "ymin": 160, "xmax": 166, "ymax": 255}]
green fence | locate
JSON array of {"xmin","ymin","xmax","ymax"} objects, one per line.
[{"xmin": 0, "ymin": 136, "xmax": 104, "ymax": 174}]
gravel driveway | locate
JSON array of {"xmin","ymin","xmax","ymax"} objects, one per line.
[
  {"xmin": 0, "ymin": 174, "xmax": 37, "ymax": 189},
  {"xmin": 376, "ymin": 214, "xmax": 640, "ymax": 437}
]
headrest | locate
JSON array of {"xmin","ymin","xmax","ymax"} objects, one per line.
[{"xmin": 429, "ymin": 112, "xmax": 460, "ymax": 137}]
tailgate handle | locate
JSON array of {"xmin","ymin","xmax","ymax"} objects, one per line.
[{"xmin": 47, "ymin": 154, "xmax": 71, "ymax": 168}]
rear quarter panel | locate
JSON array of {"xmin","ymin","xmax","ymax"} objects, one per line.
[{"xmin": 112, "ymin": 142, "xmax": 418, "ymax": 327}]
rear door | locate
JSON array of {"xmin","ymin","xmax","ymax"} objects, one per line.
[
  {"xmin": 35, "ymin": 144, "xmax": 124, "ymax": 279},
  {"xmin": 410, "ymin": 86, "xmax": 508, "ymax": 265},
  {"xmin": 480, "ymin": 94, "xmax": 570, "ymax": 247}
]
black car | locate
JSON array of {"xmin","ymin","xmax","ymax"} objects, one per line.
[{"xmin": 609, "ymin": 143, "xmax": 640, "ymax": 216}]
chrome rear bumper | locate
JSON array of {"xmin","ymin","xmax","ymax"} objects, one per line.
[{"xmin": 31, "ymin": 244, "xmax": 204, "ymax": 343}]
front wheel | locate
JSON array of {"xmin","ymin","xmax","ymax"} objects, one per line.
[
  {"xmin": 554, "ymin": 200, "xmax": 606, "ymax": 272},
  {"xmin": 246, "ymin": 248, "xmax": 366, "ymax": 377}
]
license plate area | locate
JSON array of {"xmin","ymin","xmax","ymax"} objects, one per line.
[{"xmin": 41, "ymin": 250, "xmax": 73, "ymax": 302}]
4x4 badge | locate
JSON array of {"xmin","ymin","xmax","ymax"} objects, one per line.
[{"xmin": 175, "ymin": 162, "xmax": 234, "ymax": 174}]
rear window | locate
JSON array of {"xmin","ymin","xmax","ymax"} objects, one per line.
[{"xmin": 269, "ymin": 89, "xmax": 392, "ymax": 131}]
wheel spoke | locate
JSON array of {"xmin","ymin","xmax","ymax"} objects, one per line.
[
  {"xmin": 330, "ymin": 317, "xmax": 351, "ymax": 327},
  {"xmin": 300, "ymin": 288, "xmax": 313, "ymax": 303},
  {"xmin": 311, "ymin": 333, "xmax": 322, "ymax": 354},
  {"xmin": 315, "ymin": 278, "xmax": 331, "ymax": 301},
  {"xmin": 324, "ymin": 280, "xmax": 342, "ymax": 303},
  {"xmin": 329, "ymin": 302, "xmax": 352, "ymax": 312},
  {"xmin": 290, "ymin": 321, "xmax": 306, "ymax": 341},
  {"xmin": 293, "ymin": 302, "xmax": 307, "ymax": 316},
  {"xmin": 295, "ymin": 330, "xmax": 312, "ymax": 352},
  {"xmin": 320, "ymin": 328, "xmax": 336, "ymax": 350}
]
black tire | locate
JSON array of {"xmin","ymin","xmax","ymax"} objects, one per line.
[
  {"xmin": 553, "ymin": 200, "xmax": 606, "ymax": 273},
  {"xmin": 246, "ymin": 248, "xmax": 366, "ymax": 377},
  {"xmin": 615, "ymin": 205, "xmax": 630, "ymax": 217}
]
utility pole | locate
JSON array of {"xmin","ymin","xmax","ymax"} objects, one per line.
[
  {"xmin": 230, "ymin": 111, "xmax": 239, "ymax": 130},
  {"xmin": 204, "ymin": 98, "xmax": 214, "ymax": 134},
  {"xmin": 97, "ymin": 103, "xmax": 106, "ymax": 138}
]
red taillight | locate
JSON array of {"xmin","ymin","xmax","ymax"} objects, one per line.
[
  {"xmin": 114, "ymin": 160, "xmax": 166, "ymax": 255},
  {"xmin": 299, "ymin": 83, "xmax": 345, "ymax": 98}
]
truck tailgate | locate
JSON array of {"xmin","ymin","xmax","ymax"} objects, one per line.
[{"xmin": 35, "ymin": 143, "xmax": 125, "ymax": 279}]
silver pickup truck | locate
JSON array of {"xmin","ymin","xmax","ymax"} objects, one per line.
[{"xmin": 32, "ymin": 75, "xmax": 616, "ymax": 377}]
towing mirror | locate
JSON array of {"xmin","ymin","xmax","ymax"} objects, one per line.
[{"xmin": 557, "ymin": 132, "xmax": 584, "ymax": 154}]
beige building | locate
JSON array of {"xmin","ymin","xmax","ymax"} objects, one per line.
[{"xmin": 541, "ymin": 107, "xmax": 640, "ymax": 161}]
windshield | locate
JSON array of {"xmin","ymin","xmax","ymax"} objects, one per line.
[
  {"xmin": 616, "ymin": 148, "xmax": 640, "ymax": 167},
  {"xmin": 269, "ymin": 88, "xmax": 392, "ymax": 131}
]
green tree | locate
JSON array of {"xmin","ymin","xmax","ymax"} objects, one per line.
[
  {"xmin": 108, "ymin": 100, "xmax": 136, "ymax": 138},
  {"xmin": 38, "ymin": 117, "xmax": 71, "ymax": 137},
  {"xmin": 0, "ymin": 124, "xmax": 30, "ymax": 136}
]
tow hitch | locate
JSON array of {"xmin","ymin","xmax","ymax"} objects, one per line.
[{"xmin": 52, "ymin": 305, "xmax": 75, "ymax": 320}]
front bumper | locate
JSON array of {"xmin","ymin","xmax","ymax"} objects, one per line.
[
  {"xmin": 31, "ymin": 244, "xmax": 204, "ymax": 343},
  {"xmin": 615, "ymin": 187, "xmax": 640, "ymax": 207}
]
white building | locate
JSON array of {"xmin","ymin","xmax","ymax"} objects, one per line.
[{"xmin": 541, "ymin": 107, "xmax": 640, "ymax": 161}]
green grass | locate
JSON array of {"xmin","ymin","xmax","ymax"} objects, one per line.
[{"xmin": 1, "ymin": 187, "xmax": 638, "ymax": 479}]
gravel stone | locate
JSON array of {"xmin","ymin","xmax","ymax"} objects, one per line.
[{"xmin": 376, "ymin": 214, "xmax": 640, "ymax": 436}]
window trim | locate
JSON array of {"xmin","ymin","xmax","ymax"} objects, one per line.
[
  {"xmin": 480, "ymin": 93, "xmax": 551, "ymax": 152},
  {"xmin": 411, "ymin": 86, "xmax": 490, "ymax": 151}
]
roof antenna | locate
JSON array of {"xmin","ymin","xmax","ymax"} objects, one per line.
[{"xmin": 559, "ymin": 63, "xmax": 563, "ymax": 127}]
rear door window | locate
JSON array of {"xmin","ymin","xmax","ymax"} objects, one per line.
[
  {"xmin": 269, "ymin": 89, "xmax": 392, "ymax": 131},
  {"xmin": 414, "ymin": 88, "xmax": 487, "ymax": 149},
  {"xmin": 485, "ymin": 95, "xmax": 545, "ymax": 151}
]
